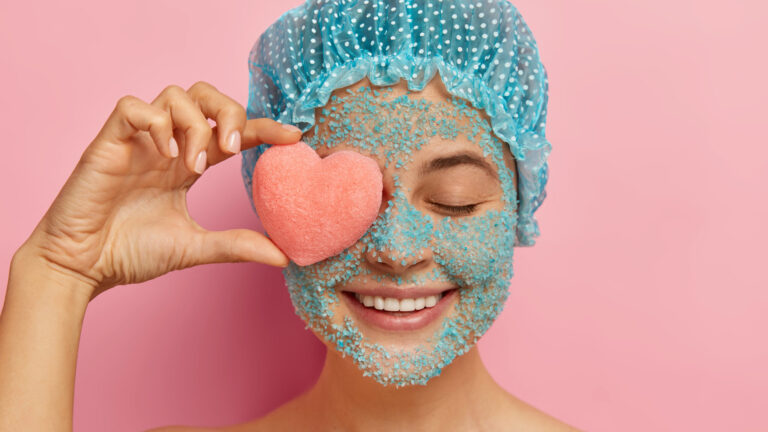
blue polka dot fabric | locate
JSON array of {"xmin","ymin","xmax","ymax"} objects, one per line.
[{"xmin": 242, "ymin": 0, "xmax": 551, "ymax": 247}]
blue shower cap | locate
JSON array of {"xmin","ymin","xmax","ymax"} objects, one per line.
[{"xmin": 241, "ymin": 0, "xmax": 551, "ymax": 246}]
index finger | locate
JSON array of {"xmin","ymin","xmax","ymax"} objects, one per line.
[
  {"xmin": 205, "ymin": 117, "xmax": 303, "ymax": 167},
  {"xmin": 242, "ymin": 118, "xmax": 303, "ymax": 150}
]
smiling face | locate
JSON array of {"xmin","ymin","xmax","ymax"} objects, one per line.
[{"xmin": 282, "ymin": 73, "xmax": 519, "ymax": 387}]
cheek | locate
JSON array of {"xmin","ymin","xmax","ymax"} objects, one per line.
[
  {"xmin": 432, "ymin": 209, "xmax": 518, "ymax": 346},
  {"xmin": 281, "ymin": 229, "xmax": 382, "ymax": 333},
  {"xmin": 433, "ymin": 208, "xmax": 517, "ymax": 288},
  {"xmin": 281, "ymin": 251, "xmax": 359, "ymax": 329}
]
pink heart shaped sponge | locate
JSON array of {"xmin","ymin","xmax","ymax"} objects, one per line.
[{"xmin": 251, "ymin": 141, "xmax": 383, "ymax": 266}]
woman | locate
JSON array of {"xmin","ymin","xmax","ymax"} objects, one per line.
[{"xmin": 1, "ymin": 0, "xmax": 576, "ymax": 430}]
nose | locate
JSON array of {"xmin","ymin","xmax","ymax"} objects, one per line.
[
  {"xmin": 362, "ymin": 188, "xmax": 435, "ymax": 275},
  {"xmin": 363, "ymin": 243, "xmax": 432, "ymax": 274}
]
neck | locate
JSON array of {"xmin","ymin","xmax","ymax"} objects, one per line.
[{"xmin": 302, "ymin": 345, "xmax": 508, "ymax": 430}]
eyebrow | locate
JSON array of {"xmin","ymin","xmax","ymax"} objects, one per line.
[{"xmin": 418, "ymin": 151, "xmax": 497, "ymax": 178}]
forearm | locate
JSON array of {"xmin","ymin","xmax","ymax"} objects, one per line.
[{"xmin": 0, "ymin": 246, "xmax": 94, "ymax": 432}]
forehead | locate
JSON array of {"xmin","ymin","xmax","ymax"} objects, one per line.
[
  {"xmin": 303, "ymin": 74, "xmax": 517, "ymax": 181},
  {"xmin": 309, "ymin": 76, "xmax": 488, "ymax": 146}
]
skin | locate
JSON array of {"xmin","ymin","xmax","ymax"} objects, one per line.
[{"xmin": 0, "ymin": 77, "xmax": 579, "ymax": 431}]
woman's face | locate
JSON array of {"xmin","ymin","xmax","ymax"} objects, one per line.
[{"xmin": 282, "ymin": 75, "xmax": 519, "ymax": 387}]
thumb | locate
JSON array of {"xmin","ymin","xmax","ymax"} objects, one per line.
[{"xmin": 192, "ymin": 228, "xmax": 290, "ymax": 267}]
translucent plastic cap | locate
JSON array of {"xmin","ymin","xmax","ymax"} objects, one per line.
[{"xmin": 241, "ymin": 0, "xmax": 552, "ymax": 246}]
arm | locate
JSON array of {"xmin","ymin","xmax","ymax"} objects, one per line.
[{"xmin": 0, "ymin": 245, "xmax": 94, "ymax": 431}]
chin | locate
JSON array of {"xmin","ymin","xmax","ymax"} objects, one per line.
[{"xmin": 300, "ymin": 288, "xmax": 493, "ymax": 388}]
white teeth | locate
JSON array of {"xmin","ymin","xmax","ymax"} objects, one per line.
[
  {"xmin": 354, "ymin": 292, "xmax": 444, "ymax": 312},
  {"xmin": 400, "ymin": 298, "xmax": 415, "ymax": 312},
  {"xmin": 374, "ymin": 296, "xmax": 384, "ymax": 310},
  {"xmin": 383, "ymin": 298, "xmax": 399, "ymax": 311},
  {"xmin": 414, "ymin": 297, "xmax": 426, "ymax": 310}
]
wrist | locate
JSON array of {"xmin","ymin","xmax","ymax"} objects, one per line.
[{"xmin": 10, "ymin": 243, "xmax": 97, "ymax": 306}]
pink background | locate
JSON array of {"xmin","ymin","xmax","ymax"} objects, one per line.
[{"xmin": 2, "ymin": 1, "xmax": 767, "ymax": 431}]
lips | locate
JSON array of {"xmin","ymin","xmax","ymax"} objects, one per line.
[{"xmin": 341, "ymin": 288, "xmax": 458, "ymax": 332}]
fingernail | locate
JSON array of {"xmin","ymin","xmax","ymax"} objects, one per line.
[
  {"xmin": 169, "ymin": 137, "xmax": 179, "ymax": 158},
  {"xmin": 194, "ymin": 150, "xmax": 207, "ymax": 174},
  {"xmin": 281, "ymin": 123, "xmax": 302, "ymax": 133},
  {"xmin": 271, "ymin": 248, "xmax": 290, "ymax": 267},
  {"xmin": 276, "ymin": 255, "xmax": 290, "ymax": 268},
  {"xmin": 226, "ymin": 130, "xmax": 241, "ymax": 154}
]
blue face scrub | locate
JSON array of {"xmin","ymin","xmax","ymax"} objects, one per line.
[{"xmin": 280, "ymin": 84, "xmax": 518, "ymax": 387}]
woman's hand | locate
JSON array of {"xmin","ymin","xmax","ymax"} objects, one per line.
[{"xmin": 18, "ymin": 81, "xmax": 301, "ymax": 300}]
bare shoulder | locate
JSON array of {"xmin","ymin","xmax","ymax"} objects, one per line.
[
  {"xmin": 499, "ymin": 393, "xmax": 583, "ymax": 432},
  {"xmin": 145, "ymin": 425, "xmax": 250, "ymax": 432},
  {"xmin": 230, "ymin": 395, "xmax": 310, "ymax": 431},
  {"xmin": 145, "ymin": 418, "xmax": 283, "ymax": 432},
  {"xmin": 145, "ymin": 395, "xmax": 309, "ymax": 432},
  {"xmin": 145, "ymin": 426, "xmax": 221, "ymax": 432},
  {"xmin": 145, "ymin": 421, "xmax": 266, "ymax": 432},
  {"xmin": 144, "ymin": 391, "xmax": 580, "ymax": 432}
]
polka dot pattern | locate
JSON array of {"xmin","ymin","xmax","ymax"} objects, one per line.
[{"xmin": 241, "ymin": 0, "xmax": 551, "ymax": 247}]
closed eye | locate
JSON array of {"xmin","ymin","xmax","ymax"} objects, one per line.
[{"xmin": 429, "ymin": 202, "xmax": 479, "ymax": 216}]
